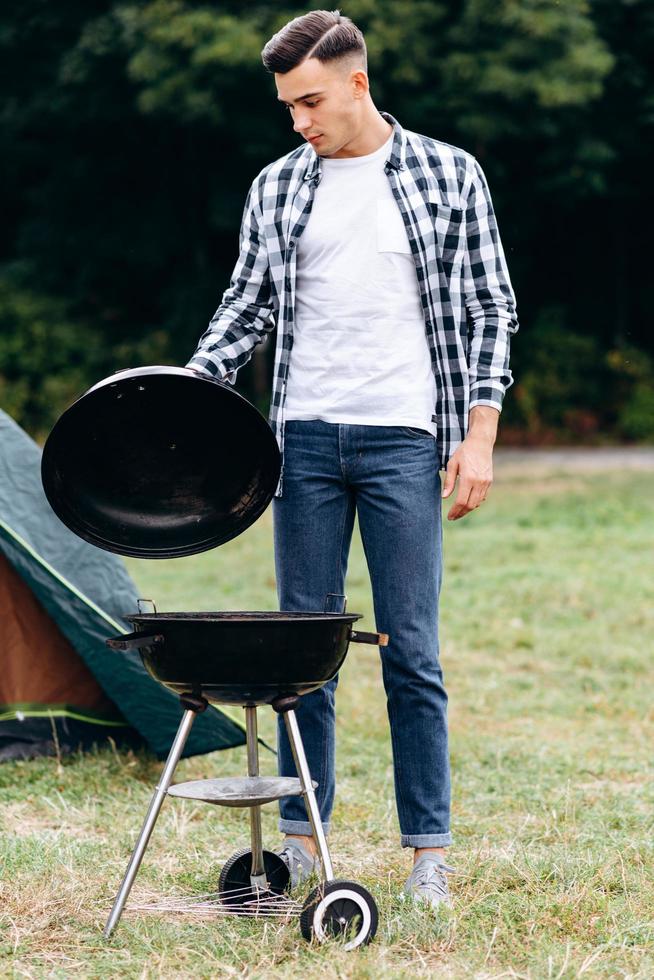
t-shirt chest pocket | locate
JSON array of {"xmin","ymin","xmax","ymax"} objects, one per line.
[{"xmin": 376, "ymin": 198, "xmax": 412, "ymax": 255}]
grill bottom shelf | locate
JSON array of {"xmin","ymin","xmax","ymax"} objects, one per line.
[{"xmin": 167, "ymin": 775, "xmax": 317, "ymax": 807}]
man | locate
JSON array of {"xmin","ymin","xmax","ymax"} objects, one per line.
[{"xmin": 188, "ymin": 9, "xmax": 518, "ymax": 908}]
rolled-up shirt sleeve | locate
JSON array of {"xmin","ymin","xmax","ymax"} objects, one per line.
[{"xmin": 463, "ymin": 159, "xmax": 518, "ymax": 411}]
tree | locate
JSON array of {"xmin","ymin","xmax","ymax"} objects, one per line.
[{"xmin": 0, "ymin": 1, "xmax": 651, "ymax": 438}]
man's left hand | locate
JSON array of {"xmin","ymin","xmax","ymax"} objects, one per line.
[{"xmin": 441, "ymin": 406, "xmax": 499, "ymax": 521}]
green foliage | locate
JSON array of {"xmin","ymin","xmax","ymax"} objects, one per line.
[
  {"xmin": 505, "ymin": 309, "xmax": 654, "ymax": 443},
  {"xmin": 439, "ymin": 0, "xmax": 614, "ymax": 138},
  {"xmin": 0, "ymin": 273, "xmax": 172, "ymax": 437},
  {"xmin": 509, "ymin": 307, "xmax": 607, "ymax": 437},
  {"xmin": 0, "ymin": 1, "xmax": 652, "ymax": 437},
  {"xmin": 119, "ymin": 2, "xmax": 267, "ymax": 121},
  {"xmin": 0, "ymin": 276, "xmax": 99, "ymax": 436},
  {"xmin": 619, "ymin": 384, "xmax": 654, "ymax": 440},
  {"xmin": 606, "ymin": 346, "xmax": 654, "ymax": 441}
]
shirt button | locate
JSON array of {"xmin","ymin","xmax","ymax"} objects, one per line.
[{"xmin": 288, "ymin": 241, "xmax": 295, "ymax": 250}]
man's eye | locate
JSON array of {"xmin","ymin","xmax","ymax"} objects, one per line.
[{"xmin": 283, "ymin": 101, "xmax": 319, "ymax": 111}]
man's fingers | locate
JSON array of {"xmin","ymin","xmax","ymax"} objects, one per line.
[
  {"xmin": 448, "ymin": 479, "xmax": 492, "ymax": 520},
  {"xmin": 467, "ymin": 480, "xmax": 492, "ymax": 511},
  {"xmin": 441, "ymin": 458, "xmax": 459, "ymax": 498},
  {"xmin": 447, "ymin": 480, "xmax": 473, "ymax": 521}
]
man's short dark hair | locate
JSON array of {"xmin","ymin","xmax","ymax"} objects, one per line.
[{"xmin": 261, "ymin": 9, "xmax": 367, "ymax": 75}]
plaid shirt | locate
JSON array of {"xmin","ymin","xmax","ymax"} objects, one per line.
[{"xmin": 189, "ymin": 112, "xmax": 518, "ymax": 492}]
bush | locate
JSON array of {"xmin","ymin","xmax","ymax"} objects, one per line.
[
  {"xmin": 617, "ymin": 385, "xmax": 654, "ymax": 441},
  {"xmin": 0, "ymin": 274, "xmax": 172, "ymax": 439},
  {"xmin": 505, "ymin": 307, "xmax": 610, "ymax": 440},
  {"xmin": 0, "ymin": 277, "xmax": 101, "ymax": 437},
  {"xmin": 503, "ymin": 308, "xmax": 654, "ymax": 443},
  {"xmin": 606, "ymin": 347, "xmax": 654, "ymax": 441}
]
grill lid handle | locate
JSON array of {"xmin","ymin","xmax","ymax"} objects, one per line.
[
  {"xmin": 350, "ymin": 630, "xmax": 389, "ymax": 647},
  {"xmin": 106, "ymin": 631, "xmax": 165, "ymax": 651}
]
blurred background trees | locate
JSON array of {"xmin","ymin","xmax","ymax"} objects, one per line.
[{"xmin": 1, "ymin": 0, "xmax": 653, "ymax": 440}]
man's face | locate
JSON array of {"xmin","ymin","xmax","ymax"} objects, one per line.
[{"xmin": 275, "ymin": 57, "xmax": 367, "ymax": 158}]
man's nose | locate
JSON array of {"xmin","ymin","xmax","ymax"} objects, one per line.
[{"xmin": 293, "ymin": 109, "xmax": 312, "ymax": 134}]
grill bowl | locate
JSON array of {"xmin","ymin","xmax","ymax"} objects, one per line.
[{"xmin": 122, "ymin": 611, "xmax": 362, "ymax": 706}]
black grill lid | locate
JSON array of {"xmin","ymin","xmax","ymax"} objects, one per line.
[{"xmin": 41, "ymin": 366, "xmax": 281, "ymax": 559}]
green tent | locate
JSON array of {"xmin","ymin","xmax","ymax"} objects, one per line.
[{"xmin": 0, "ymin": 409, "xmax": 245, "ymax": 761}]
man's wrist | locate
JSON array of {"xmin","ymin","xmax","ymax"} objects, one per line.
[{"xmin": 467, "ymin": 405, "xmax": 500, "ymax": 447}]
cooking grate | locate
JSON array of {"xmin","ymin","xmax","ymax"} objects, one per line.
[{"xmin": 128, "ymin": 610, "xmax": 360, "ymax": 622}]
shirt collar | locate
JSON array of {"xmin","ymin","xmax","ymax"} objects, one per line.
[
  {"xmin": 303, "ymin": 110, "xmax": 406, "ymax": 182},
  {"xmin": 380, "ymin": 111, "xmax": 406, "ymax": 171}
]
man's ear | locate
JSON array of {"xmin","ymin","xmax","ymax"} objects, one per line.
[{"xmin": 351, "ymin": 68, "xmax": 369, "ymax": 99}]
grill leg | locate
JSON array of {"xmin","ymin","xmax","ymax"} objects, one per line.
[
  {"xmin": 245, "ymin": 707, "xmax": 266, "ymax": 888},
  {"xmin": 103, "ymin": 708, "xmax": 197, "ymax": 938},
  {"xmin": 283, "ymin": 708, "xmax": 335, "ymax": 882}
]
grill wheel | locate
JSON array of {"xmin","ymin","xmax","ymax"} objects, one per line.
[
  {"xmin": 218, "ymin": 847, "xmax": 290, "ymax": 907},
  {"xmin": 300, "ymin": 879, "xmax": 378, "ymax": 948}
]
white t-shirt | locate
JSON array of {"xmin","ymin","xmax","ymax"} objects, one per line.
[{"xmin": 285, "ymin": 132, "xmax": 437, "ymax": 436}]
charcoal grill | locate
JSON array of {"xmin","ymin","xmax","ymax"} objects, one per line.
[{"xmin": 41, "ymin": 366, "xmax": 386, "ymax": 949}]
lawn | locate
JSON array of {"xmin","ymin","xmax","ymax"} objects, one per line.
[{"xmin": 2, "ymin": 465, "xmax": 653, "ymax": 978}]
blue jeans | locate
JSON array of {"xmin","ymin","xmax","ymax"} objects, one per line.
[{"xmin": 274, "ymin": 420, "xmax": 451, "ymax": 848}]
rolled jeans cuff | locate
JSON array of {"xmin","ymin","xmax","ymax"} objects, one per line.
[
  {"xmin": 279, "ymin": 818, "xmax": 330, "ymax": 837},
  {"xmin": 401, "ymin": 832, "xmax": 452, "ymax": 848}
]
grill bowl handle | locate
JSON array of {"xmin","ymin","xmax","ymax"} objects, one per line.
[
  {"xmin": 106, "ymin": 631, "xmax": 165, "ymax": 651},
  {"xmin": 350, "ymin": 630, "xmax": 389, "ymax": 647}
]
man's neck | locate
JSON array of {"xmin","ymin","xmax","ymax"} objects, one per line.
[{"xmin": 324, "ymin": 110, "xmax": 393, "ymax": 159}]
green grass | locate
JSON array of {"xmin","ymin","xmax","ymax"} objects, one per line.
[{"xmin": 2, "ymin": 468, "xmax": 653, "ymax": 978}]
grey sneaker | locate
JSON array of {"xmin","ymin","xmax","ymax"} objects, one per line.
[
  {"xmin": 277, "ymin": 839, "xmax": 320, "ymax": 889},
  {"xmin": 403, "ymin": 854, "xmax": 454, "ymax": 909}
]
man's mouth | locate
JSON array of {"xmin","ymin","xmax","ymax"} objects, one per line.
[{"xmin": 307, "ymin": 135, "xmax": 322, "ymax": 144}]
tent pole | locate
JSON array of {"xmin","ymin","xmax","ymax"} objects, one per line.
[{"xmin": 103, "ymin": 706, "xmax": 198, "ymax": 938}]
